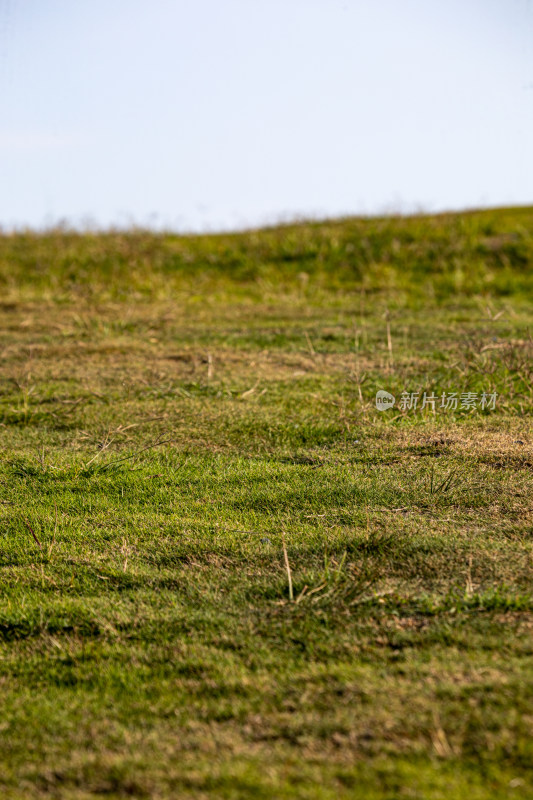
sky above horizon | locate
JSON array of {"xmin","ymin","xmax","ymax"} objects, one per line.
[{"xmin": 1, "ymin": 0, "xmax": 532, "ymax": 232}]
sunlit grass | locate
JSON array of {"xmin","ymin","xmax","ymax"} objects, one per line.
[{"xmin": 0, "ymin": 208, "xmax": 532, "ymax": 798}]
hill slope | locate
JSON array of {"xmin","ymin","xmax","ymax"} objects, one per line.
[{"xmin": 0, "ymin": 208, "xmax": 531, "ymax": 799}]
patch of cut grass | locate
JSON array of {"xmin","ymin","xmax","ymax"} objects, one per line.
[{"xmin": 0, "ymin": 208, "xmax": 532, "ymax": 798}]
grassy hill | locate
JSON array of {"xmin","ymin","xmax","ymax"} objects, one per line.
[{"xmin": 0, "ymin": 208, "xmax": 532, "ymax": 798}]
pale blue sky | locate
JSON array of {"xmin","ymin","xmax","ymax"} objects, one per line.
[{"xmin": 1, "ymin": 0, "xmax": 532, "ymax": 231}]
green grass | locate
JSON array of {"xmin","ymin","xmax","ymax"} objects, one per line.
[{"xmin": 0, "ymin": 207, "xmax": 532, "ymax": 799}]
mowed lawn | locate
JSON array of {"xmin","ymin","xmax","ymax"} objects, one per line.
[{"xmin": 0, "ymin": 209, "xmax": 532, "ymax": 799}]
